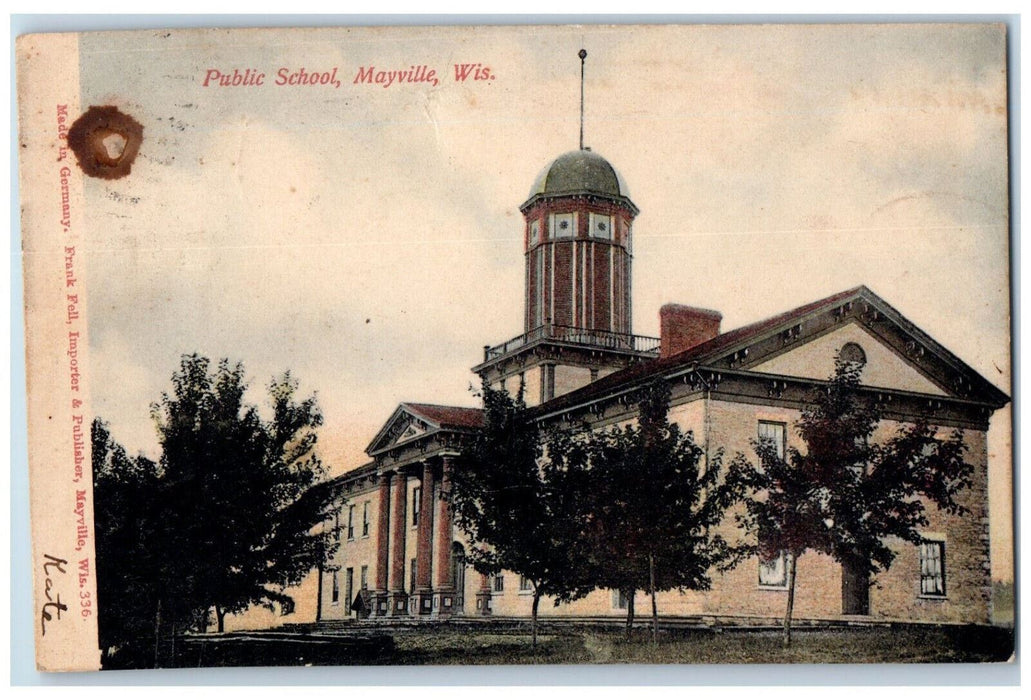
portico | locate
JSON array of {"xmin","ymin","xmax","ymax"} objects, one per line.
[{"xmin": 362, "ymin": 403, "xmax": 483, "ymax": 619}]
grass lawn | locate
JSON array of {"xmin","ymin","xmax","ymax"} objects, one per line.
[{"xmin": 388, "ymin": 626, "xmax": 1014, "ymax": 665}]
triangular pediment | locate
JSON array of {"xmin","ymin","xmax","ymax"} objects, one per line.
[
  {"xmin": 365, "ymin": 406, "xmax": 436, "ymax": 456},
  {"xmin": 697, "ymin": 287, "xmax": 1008, "ymax": 406},
  {"xmin": 748, "ymin": 321, "xmax": 948, "ymax": 396}
]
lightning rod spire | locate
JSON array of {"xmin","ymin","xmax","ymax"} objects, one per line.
[{"xmin": 578, "ymin": 48, "xmax": 587, "ymax": 150}]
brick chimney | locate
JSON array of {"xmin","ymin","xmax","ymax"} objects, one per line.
[{"xmin": 659, "ymin": 304, "xmax": 722, "ymax": 358}]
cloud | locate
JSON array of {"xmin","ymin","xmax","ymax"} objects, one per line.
[{"xmin": 76, "ymin": 25, "xmax": 1009, "ymax": 483}]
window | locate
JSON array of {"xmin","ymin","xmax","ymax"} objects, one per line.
[
  {"xmin": 519, "ymin": 575, "xmax": 532, "ymax": 592},
  {"xmin": 758, "ymin": 420, "xmax": 787, "ymax": 460},
  {"xmin": 756, "ymin": 421, "xmax": 790, "ymax": 587},
  {"xmin": 919, "ymin": 540, "xmax": 946, "ymax": 597},
  {"xmin": 839, "ymin": 342, "xmax": 867, "ymax": 367},
  {"xmin": 362, "ymin": 502, "xmax": 370, "ymax": 537},
  {"xmin": 529, "ymin": 219, "xmax": 540, "ymax": 245},
  {"xmin": 347, "ymin": 504, "xmax": 355, "ymax": 539},
  {"xmin": 551, "ymin": 212, "xmax": 575, "ymax": 238},
  {"xmin": 333, "ymin": 511, "xmax": 341, "ymax": 543},
  {"xmin": 493, "ymin": 574, "xmax": 505, "ymax": 593},
  {"xmin": 410, "ymin": 558, "xmax": 418, "ymax": 593},
  {"xmin": 758, "ymin": 550, "xmax": 790, "ymax": 588},
  {"xmin": 589, "ymin": 212, "xmax": 613, "ymax": 240},
  {"xmin": 345, "ymin": 567, "xmax": 354, "ymax": 612},
  {"xmin": 331, "ymin": 570, "xmax": 340, "ymax": 604},
  {"xmin": 412, "ymin": 486, "xmax": 422, "ymax": 526},
  {"xmin": 612, "ymin": 589, "xmax": 631, "ymax": 610},
  {"xmin": 360, "ymin": 565, "xmax": 368, "ymax": 590}
]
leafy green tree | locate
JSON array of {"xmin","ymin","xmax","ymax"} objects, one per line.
[
  {"xmin": 448, "ymin": 383, "xmax": 594, "ymax": 647},
  {"xmin": 150, "ymin": 355, "xmax": 340, "ymax": 632},
  {"xmin": 92, "ymin": 354, "xmax": 341, "ymax": 667},
  {"xmin": 565, "ymin": 381, "xmax": 748, "ymax": 641},
  {"xmin": 92, "ymin": 419, "xmax": 163, "ymax": 666},
  {"xmin": 738, "ymin": 353, "xmax": 973, "ymax": 647}
]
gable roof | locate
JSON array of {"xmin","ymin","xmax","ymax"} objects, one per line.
[
  {"xmin": 366, "ymin": 402, "xmax": 483, "ymax": 456},
  {"xmin": 534, "ymin": 285, "xmax": 1009, "ymax": 418},
  {"xmin": 403, "ymin": 403, "xmax": 485, "ymax": 429}
]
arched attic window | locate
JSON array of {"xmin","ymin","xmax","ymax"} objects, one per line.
[{"xmin": 839, "ymin": 342, "xmax": 867, "ymax": 368}]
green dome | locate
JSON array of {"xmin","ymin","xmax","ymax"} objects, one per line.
[{"xmin": 529, "ymin": 149, "xmax": 630, "ymax": 199}]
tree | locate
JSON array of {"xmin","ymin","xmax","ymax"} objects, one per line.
[
  {"xmin": 92, "ymin": 354, "xmax": 342, "ymax": 667},
  {"xmin": 562, "ymin": 381, "xmax": 748, "ymax": 641},
  {"xmin": 448, "ymin": 383, "xmax": 594, "ymax": 647},
  {"xmin": 737, "ymin": 353, "xmax": 973, "ymax": 647},
  {"xmin": 92, "ymin": 419, "xmax": 163, "ymax": 666}
]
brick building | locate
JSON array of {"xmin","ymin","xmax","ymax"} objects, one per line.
[{"xmin": 318, "ymin": 148, "xmax": 1008, "ymax": 625}]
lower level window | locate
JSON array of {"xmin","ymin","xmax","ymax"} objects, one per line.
[
  {"xmin": 519, "ymin": 575, "xmax": 532, "ymax": 592},
  {"xmin": 919, "ymin": 540, "xmax": 946, "ymax": 596},
  {"xmin": 759, "ymin": 550, "xmax": 790, "ymax": 588},
  {"xmin": 612, "ymin": 589, "xmax": 631, "ymax": 610},
  {"xmin": 493, "ymin": 574, "xmax": 505, "ymax": 592}
]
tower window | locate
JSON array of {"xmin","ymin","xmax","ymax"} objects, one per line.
[
  {"xmin": 589, "ymin": 212, "xmax": 613, "ymax": 240},
  {"xmin": 551, "ymin": 212, "xmax": 575, "ymax": 238},
  {"xmin": 530, "ymin": 219, "xmax": 540, "ymax": 244}
]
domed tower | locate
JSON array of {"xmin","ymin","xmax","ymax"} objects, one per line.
[
  {"xmin": 473, "ymin": 147, "xmax": 659, "ymax": 407},
  {"xmin": 473, "ymin": 50, "xmax": 660, "ymax": 407},
  {"xmin": 522, "ymin": 148, "xmax": 638, "ymax": 334}
]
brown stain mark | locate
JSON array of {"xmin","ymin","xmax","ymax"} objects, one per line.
[{"xmin": 67, "ymin": 106, "xmax": 144, "ymax": 180}]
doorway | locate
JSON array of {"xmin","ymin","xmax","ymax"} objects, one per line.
[
  {"xmin": 451, "ymin": 543, "xmax": 466, "ymax": 613},
  {"xmin": 841, "ymin": 556, "xmax": 870, "ymax": 615}
]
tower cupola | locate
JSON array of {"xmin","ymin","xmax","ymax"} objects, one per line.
[
  {"xmin": 472, "ymin": 51, "xmax": 658, "ymax": 407},
  {"xmin": 520, "ymin": 148, "xmax": 638, "ymax": 334}
]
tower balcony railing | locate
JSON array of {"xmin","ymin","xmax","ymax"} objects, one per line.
[{"xmin": 483, "ymin": 323, "xmax": 660, "ymax": 362}]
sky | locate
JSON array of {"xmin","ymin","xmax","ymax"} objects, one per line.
[{"xmin": 72, "ymin": 24, "xmax": 1011, "ymax": 580}]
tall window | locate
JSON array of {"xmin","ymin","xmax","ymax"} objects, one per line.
[
  {"xmin": 331, "ymin": 570, "xmax": 339, "ymax": 604},
  {"xmin": 758, "ymin": 421, "xmax": 789, "ymax": 587},
  {"xmin": 412, "ymin": 486, "xmax": 422, "ymax": 526},
  {"xmin": 410, "ymin": 558, "xmax": 418, "ymax": 593},
  {"xmin": 347, "ymin": 504, "xmax": 355, "ymax": 540},
  {"xmin": 333, "ymin": 511, "xmax": 341, "ymax": 544},
  {"xmin": 493, "ymin": 574, "xmax": 505, "ymax": 593},
  {"xmin": 612, "ymin": 589, "xmax": 631, "ymax": 610},
  {"xmin": 345, "ymin": 567, "xmax": 354, "ymax": 612},
  {"xmin": 519, "ymin": 575, "xmax": 532, "ymax": 592},
  {"xmin": 758, "ymin": 420, "xmax": 787, "ymax": 460},
  {"xmin": 919, "ymin": 540, "xmax": 946, "ymax": 597},
  {"xmin": 362, "ymin": 502, "xmax": 370, "ymax": 537},
  {"xmin": 360, "ymin": 565, "xmax": 368, "ymax": 590}
]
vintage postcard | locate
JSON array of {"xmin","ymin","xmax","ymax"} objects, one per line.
[{"xmin": 16, "ymin": 24, "xmax": 1012, "ymax": 672}]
